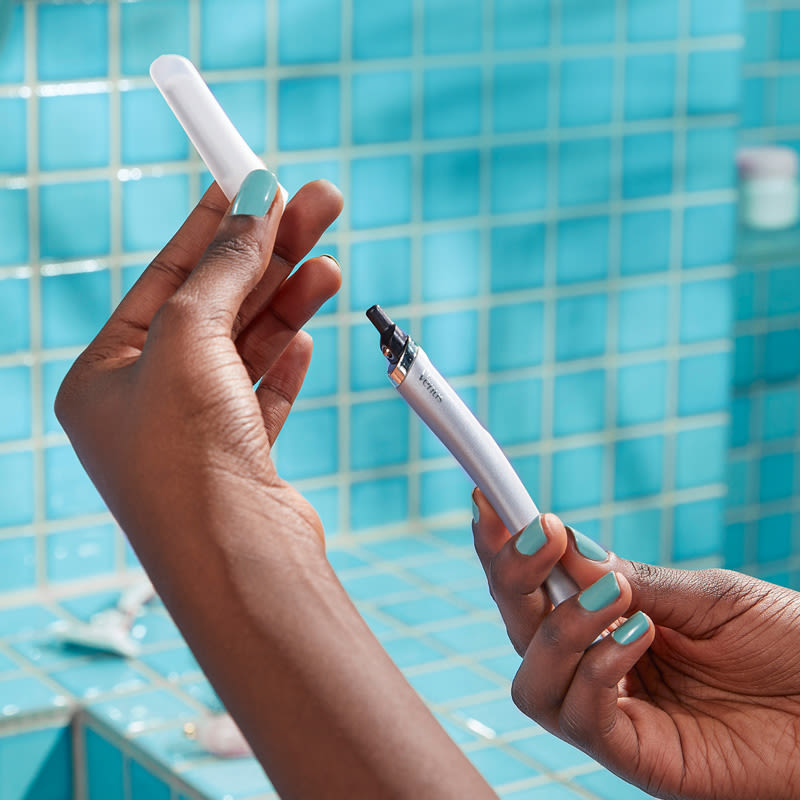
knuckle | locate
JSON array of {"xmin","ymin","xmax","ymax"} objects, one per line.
[
  {"xmin": 536, "ymin": 614, "xmax": 563, "ymax": 652},
  {"xmin": 205, "ymin": 304, "xmax": 237, "ymax": 332},
  {"xmin": 152, "ymin": 294, "xmax": 198, "ymax": 333},
  {"xmin": 487, "ymin": 554, "xmax": 505, "ymax": 595},
  {"xmin": 505, "ymin": 622, "xmax": 530, "ymax": 658},
  {"xmin": 488, "ymin": 548, "xmax": 519, "ymax": 596},
  {"xmin": 557, "ymin": 705, "xmax": 588, "ymax": 745},
  {"xmin": 53, "ymin": 368, "xmax": 78, "ymax": 430},
  {"xmin": 205, "ymin": 230, "xmax": 265, "ymax": 270},
  {"xmin": 240, "ymin": 352, "xmax": 261, "ymax": 382},
  {"xmin": 575, "ymin": 653, "xmax": 607, "ymax": 687},
  {"xmin": 510, "ymin": 673, "xmax": 535, "ymax": 717},
  {"xmin": 146, "ymin": 256, "xmax": 189, "ymax": 292},
  {"xmin": 703, "ymin": 567, "xmax": 768, "ymax": 609},
  {"xmin": 626, "ymin": 559, "xmax": 660, "ymax": 585},
  {"xmin": 700, "ymin": 568, "xmax": 735, "ymax": 599}
]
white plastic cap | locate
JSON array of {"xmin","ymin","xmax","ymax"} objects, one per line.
[
  {"xmin": 150, "ymin": 54, "xmax": 287, "ymax": 205},
  {"xmin": 737, "ymin": 146, "xmax": 799, "ymax": 180}
]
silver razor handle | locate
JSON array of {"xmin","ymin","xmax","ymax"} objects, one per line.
[{"xmin": 394, "ymin": 345, "xmax": 579, "ymax": 606}]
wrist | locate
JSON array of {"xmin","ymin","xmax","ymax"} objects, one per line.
[{"xmin": 120, "ymin": 472, "xmax": 327, "ymax": 583}]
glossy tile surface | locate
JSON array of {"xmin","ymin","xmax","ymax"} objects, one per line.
[{"xmin": 0, "ymin": 0, "xmax": 791, "ymax": 798}]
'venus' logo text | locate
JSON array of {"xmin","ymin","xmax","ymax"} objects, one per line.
[{"xmin": 418, "ymin": 372, "xmax": 443, "ymax": 402}]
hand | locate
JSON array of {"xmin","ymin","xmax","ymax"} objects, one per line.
[
  {"xmin": 55, "ymin": 171, "xmax": 499, "ymax": 800},
  {"xmin": 56, "ymin": 171, "xmax": 343, "ymax": 588},
  {"xmin": 472, "ymin": 490, "xmax": 800, "ymax": 800}
]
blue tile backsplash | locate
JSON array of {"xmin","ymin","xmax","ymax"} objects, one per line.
[
  {"xmin": 2, "ymin": 0, "xmax": 799, "ymax": 797},
  {"xmin": 728, "ymin": 0, "xmax": 800, "ymax": 587}
]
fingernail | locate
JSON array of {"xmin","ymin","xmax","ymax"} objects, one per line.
[
  {"xmin": 322, "ymin": 253, "xmax": 340, "ymax": 269},
  {"xmin": 612, "ymin": 611, "xmax": 650, "ymax": 645},
  {"xmin": 231, "ymin": 169, "xmax": 278, "ymax": 217},
  {"xmin": 569, "ymin": 526, "xmax": 608, "ymax": 562},
  {"xmin": 578, "ymin": 572, "xmax": 620, "ymax": 612},
  {"xmin": 471, "ymin": 498, "xmax": 480, "ymax": 524},
  {"xmin": 515, "ymin": 515, "xmax": 547, "ymax": 556}
]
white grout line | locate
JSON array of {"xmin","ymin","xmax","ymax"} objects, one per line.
[
  {"xmin": 660, "ymin": 0, "xmax": 693, "ymax": 565},
  {"xmin": 0, "ymin": 0, "xmax": 763, "ymax": 603},
  {"xmin": 23, "ymin": 0, "xmax": 47, "ymax": 594}
]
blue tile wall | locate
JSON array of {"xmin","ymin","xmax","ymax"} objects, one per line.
[
  {"xmin": 36, "ymin": 3, "xmax": 108, "ymax": 80},
  {"xmin": 0, "ymin": 0, "xmax": 764, "ymax": 795},
  {"xmin": 84, "ymin": 728, "xmax": 125, "ymax": 798},
  {"xmin": 44, "ymin": 445, "xmax": 105, "ymax": 520},
  {"xmin": 493, "ymin": 61, "xmax": 549, "ymax": 134},
  {"xmin": 121, "ymin": 0, "xmax": 190, "ymax": 76},
  {"xmin": 0, "ymin": 534, "xmax": 36, "ymax": 592},
  {"xmin": 200, "ymin": 0, "xmax": 265, "ymax": 70},
  {"xmin": 625, "ymin": 54, "xmax": 676, "ymax": 121},
  {"xmin": 46, "ymin": 523, "xmax": 117, "ymax": 583},
  {"xmin": 0, "ymin": 449, "xmax": 34, "ymax": 527},
  {"xmin": 121, "ymin": 88, "xmax": 189, "ymax": 164},
  {"xmin": 122, "ymin": 174, "xmax": 190, "ymax": 252},
  {"xmin": 39, "ymin": 92, "xmax": 110, "ymax": 171},
  {"xmin": 40, "ymin": 181, "xmax": 111, "ymax": 260},
  {"xmin": 0, "ymin": 724, "xmax": 72, "ymax": 800},
  {"xmin": 41, "ymin": 270, "xmax": 111, "ymax": 349},
  {"xmin": 0, "ymin": 95, "xmax": 26, "ymax": 172},
  {"xmin": 0, "ymin": 188, "xmax": 28, "ymax": 265},
  {"xmin": 352, "ymin": 71, "xmax": 412, "ymax": 145},
  {"xmin": 425, "ymin": 149, "xmax": 481, "ymax": 218},
  {"xmin": 727, "ymin": 0, "xmax": 800, "ymax": 589}
]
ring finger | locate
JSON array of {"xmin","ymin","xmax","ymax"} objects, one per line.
[{"xmin": 237, "ymin": 254, "xmax": 341, "ymax": 383}]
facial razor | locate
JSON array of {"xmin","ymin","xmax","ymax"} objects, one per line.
[
  {"xmin": 367, "ymin": 306, "xmax": 579, "ymax": 606},
  {"xmin": 150, "ymin": 54, "xmax": 288, "ymax": 205},
  {"xmin": 51, "ymin": 578, "xmax": 156, "ymax": 658}
]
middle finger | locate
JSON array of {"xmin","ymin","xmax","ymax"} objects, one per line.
[
  {"xmin": 232, "ymin": 179, "xmax": 343, "ymax": 338},
  {"xmin": 237, "ymin": 254, "xmax": 341, "ymax": 383}
]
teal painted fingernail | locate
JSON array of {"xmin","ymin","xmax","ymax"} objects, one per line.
[
  {"xmin": 569, "ymin": 527, "xmax": 608, "ymax": 562},
  {"xmin": 578, "ymin": 572, "xmax": 620, "ymax": 612},
  {"xmin": 612, "ymin": 611, "xmax": 650, "ymax": 645},
  {"xmin": 231, "ymin": 169, "xmax": 278, "ymax": 216},
  {"xmin": 515, "ymin": 516, "xmax": 547, "ymax": 556},
  {"xmin": 472, "ymin": 499, "xmax": 480, "ymax": 524}
]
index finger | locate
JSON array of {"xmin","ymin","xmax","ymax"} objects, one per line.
[
  {"xmin": 111, "ymin": 181, "xmax": 230, "ymax": 337},
  {"xmin": 97, "ymin": 179, "xmax": 342, "ymax": 356}
]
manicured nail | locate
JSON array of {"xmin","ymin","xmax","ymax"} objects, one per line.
[
  {"xmin": 471, "ymin": 498, "xmax": 480, "ymax": 524},
  {"xmin": 578, "ymin": 572, "xmax": 620, "ymax": 612},
  {"xmin": 322, "ymin": 253, "xmax": 340, "ymax": 268},
  {"xmin": 612, "ymin": 611, "xmax": 650, "ymax": 645},
  {"xmin": 231, "ymin": 169, "xmax": 278, "ymax": 216},
  {"xmin": 569, "ymin": 527, "xmax": 608, "ymax": 562},
  {"xmin": 515, "ymin": 516, "xmax": 547, "ymax": 556}
]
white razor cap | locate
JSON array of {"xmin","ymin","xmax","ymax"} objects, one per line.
[{"xmin": 150, "ymin": 54, "xmax": 287, "ymax": 205}]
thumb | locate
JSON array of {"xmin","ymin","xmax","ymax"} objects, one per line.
[
  {"xmin": 169, "ymin": 169, "xmax": 284, "ymax": 331},
  {"xmin": 558, "ymin": 529, "xmax": 753, "ymax": 636},
  {"xmin": 612, "ymin": 560, "xmax": 768, "ymax": 638},
  {"xmin": 615, "ymin": 561, "xmax": 734, "ymax": 634}
]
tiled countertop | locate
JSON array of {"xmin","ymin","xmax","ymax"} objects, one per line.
[{"xmin": 0, "ymin": 531, "xmax": 651, "ymax": 800}]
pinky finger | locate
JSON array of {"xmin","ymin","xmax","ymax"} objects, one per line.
[
  {"xmin": 255, "ymin": 331, "xmax": 314, "ymax": 446},
  {"xmin": 557, "ymin": 612, "xmax": 655, "ymax": 760}
]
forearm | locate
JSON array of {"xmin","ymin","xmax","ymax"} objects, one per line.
[
  {"xmin": 55, "ymin": 176, "xmax": 493, "ymax": 798},
  {"xmin": 122, "ymin": 483, "xmax": 498, "ymax": 800}
]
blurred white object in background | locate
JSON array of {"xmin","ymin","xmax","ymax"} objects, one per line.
[
  {"xmin": 50, "ymin": 578, "xmax": 156, "ymax": 658},
  {"xmin": 737, "ymin": 146, "xmax": 800, "ymax": 231},
  {"xmin": 184, "ymin": 714, "xmax": 253, "ymax": 758}
]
